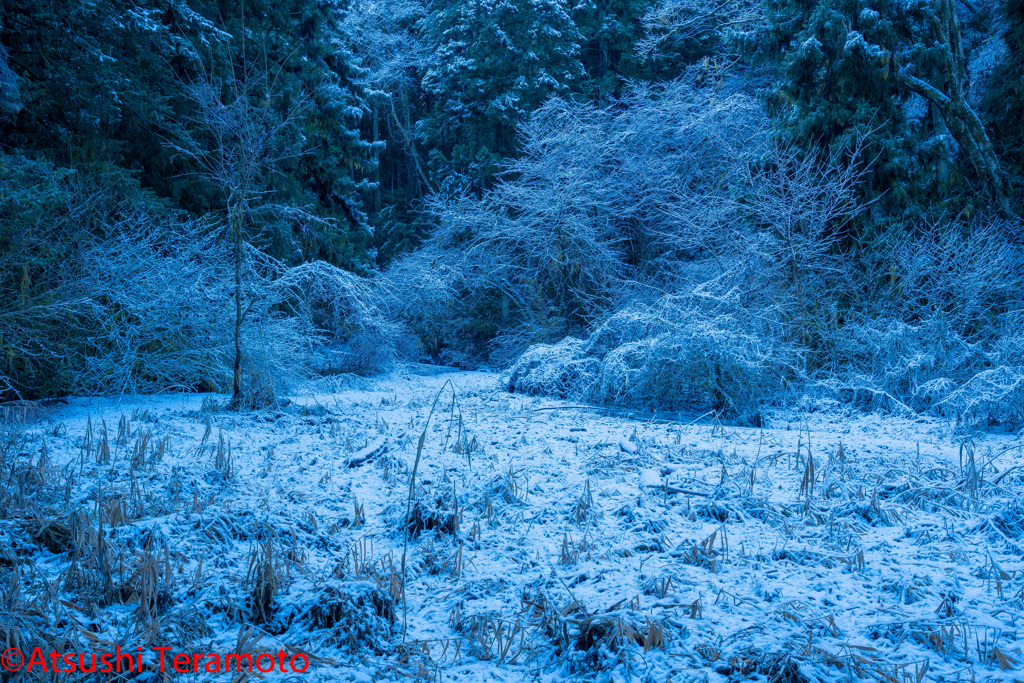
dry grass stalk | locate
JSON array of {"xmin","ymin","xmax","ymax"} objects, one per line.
[
  {"xmin": 643, "ymin": 617, "xmax": 669, "ymax": 652},
  {"xmin": 799, "ymin": 450, "xmax": 816, "ymax": 502},
  {"xmin": 678, "ymin": 526, "xmax": 728, "ymax": 572},
  {"xmin": 130, "ymin": 429, "xmax": 151, "ymax": 471},
  {"xmin": 97, "ymin": 419, "xmax": 110, "ymax": 465},
  {"xmin": 559, "ymin": 531, "xmax": 580, "ymax": 566},
  {"xmin": 214, "ymin": 429, "xmax": 231, "ymax": 480},
  {"xmin": 570, "ymin": 480, "xmax": 594, "ymax": 527},
  {"xmin": 246, "ymin": 530, "xmax": 280, "ymax": 625},
  {"xmin": 116, "ymin": 414, "xmax": 129, "ymax": 447},
  {"xmin": 464, "ymin": 615, "xmax": 531, "ymax": 664},
  {"xmin": 401, "ymin": 379, "xmax": 459, "ymax": 641}
]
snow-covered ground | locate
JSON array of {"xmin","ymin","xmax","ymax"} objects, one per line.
[{"xmin": 3, "ymin": 368, "xmax": 1023, "ymax": 682}]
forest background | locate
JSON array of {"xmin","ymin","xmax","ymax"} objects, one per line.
[{"xmin": 2, "ymin": 0, "xmax": 1024, "ymax": 425}]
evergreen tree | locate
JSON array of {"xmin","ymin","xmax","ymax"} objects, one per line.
[
  {"xmin": 575, "ymin": 0, "xmax": 657, "ymax": 99},
  {"xmin": 0, "ymin": 0, "xmax": 377, "ymax": 268},
  {"xmin": 761, "ymin": 0, "xmax": 1008, "ymax": 223},
  {"xmin": 983, "ymin": 0, "xmax": 1024, "ymax": 208},
  {"xmin": 0, "ymin": 0, "xmax": 220, "ymax": 169},
  {"xmin": 0, "ymin": 45, "xmax": 19, "ymax": 119},
  {"xmin": 179, "ymin": 0, "xmax": 378, "ymax": 269},
  {"xmin": 419, "ymin": 0, "xmax": 585, "ymax": 191},
  {"xmin": 343, "ymin": 0, "xmax": 432, "ymax": 265},
  {"xmin": 621, "ymin": 0, "xmax": 752, "ymax": 95}
]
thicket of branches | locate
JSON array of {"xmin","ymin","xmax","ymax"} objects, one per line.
[
  {"xmin": 388, "ymin": 76, "xmax": 1024, "ymax": 425},
  {"xmin": 0, "ymin": 155, "xmax": 390, "ymax": 402},
  {"xmin": 385, "ymin": 79, "xmax": 765, "ymax": 362}
]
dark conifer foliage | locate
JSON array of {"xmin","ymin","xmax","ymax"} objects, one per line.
[
  {"xmin": 0, "ymin": 0, "xmax": 375, "ymax": 269},
  {"xmin": 760, "ymin": 0, "xmax": 1014, "ymax": 225},
  {"xmin": 418, "ymin": 0, "xmax": 585, "ymax": 192},
  {"xmin": 984, "ymin": 0, "xmax": 1024, "ymax": 200}
]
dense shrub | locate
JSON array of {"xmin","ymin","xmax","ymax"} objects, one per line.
[
  {"xmin": 0, "ymin": 156, "xmax": 393, "ymax": 400},
  {"xmin": 507, "ymin": 297, "xmax": 802, "ymax": 415}
]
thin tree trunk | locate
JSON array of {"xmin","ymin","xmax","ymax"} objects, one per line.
[
  {"xmin": 231, "ymin": 200, "xmax": 244, "ymax": 406},
  {"xmin": 373, "ymin": 103, "xmax": 380, "ymax": 210}
]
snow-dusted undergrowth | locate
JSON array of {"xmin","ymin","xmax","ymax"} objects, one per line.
[
  {"xmin": 505, "ymin": 298, "xmax": 800, "ymax": 419},
  {"xmin": 1, "ymin": 369, "xmax": 1022, "ymax": 682}
]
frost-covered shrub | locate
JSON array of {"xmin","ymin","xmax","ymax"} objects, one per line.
[
  {"xmin": 382, "ymin": 243, "xmax": 523, "ymax": 366},
  {"xmin": 76, "ymin": 228, "xmax": 316, "ymax": 397},
  {"xmin": 826, "ymin": 317, "xmax": 990, "ymax": 407},
  {"xmin": 387, "ymin": 79, "xmax": 765, "ymax": 366},
  {"xmin": 864, "ymin": 221, "xmax": 1024, "ymax": 344},
  {"xmin": 5, "ymin": 215, "xmax": 394, "ymax": 399},
  {"xmin": 380, "ymin": 247, "xmax": 473, "ymax": 363},
  {"xmin": 504, "ymin": 338, "xmax": 599, "ymax": 398},
  {"xmin": 814, "ymin": 221, "xmax": 1024, "ymax": 425},
  {"xmin": 815, "ymin": 310, "xmax": 1024, "ymax": 426},
  {"xmin": 278, "ymin": 260, "xmax": 409, "ymax": 376},
  {"xmin": 588, "ymin": 320, "xmax": 795, "ymax": 413},
  {"xmin": 934, "ymin": 366, "xmax": 1024, "ymax": 426},
  {"xmin": 506, "ymin": 298, "xmax": 801, "ymax": 414}
]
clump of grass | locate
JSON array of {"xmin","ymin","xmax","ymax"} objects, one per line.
[
  {"xmin": 282, "ymin": 579, "xmax": 396, "ymax": 653},
  {"xmin": 758, "ymin": 651, "xmax": 812, "ymax": 683},
  {"xmin": 129, "ymin": 429, "xmax": 151, "ymax": 470},
  {"xmin": 559, "ymin": 531, "xmax": 580, "ymax": 566},
  {"xmin": 405, "ymin": 495, "xmax": 459, "ymax": 539},
  {"xmin": 569, "ymin": 612, "xmax": 645, "ymax": 674},
  {"xmin": 521, "ymin": 587, "xmax": 574, "ymax": 654},
  {"xmin": 569, "ymin": 480, "xmax": 594, "ymax": 527},
  {"xmin": 695, "ymin": 500, "xmax": 737, "ymax": 523},
  {"xmin": 420, "ymin": 539, "xmax": 464, "ymax": 579},
  {"xmin": 210, "ymin": 432, "xmax": 231, "ymax": 481},
  {"xmin": 97, "ymin": 419, "xmax": 111, "ymax": 465},
  {"xmin": 117, "ymin": 535, "xmax": 173, "ymax": 644},
  {"xmin": 22, "ymin": 517, "xmax": 74, "ymax": 554},
  {"xmin": 641, "ymin": 575, "xmax": 676, "ymax": 599},
  {"xmin": 677, "ymin": 526, "xmax": 728, "ymax": 572},
  {"xmin": 487, "ymin": 466, "xmax": 527, "ymax": 506},
  {"xmin": 984, "ymin": 503, "xmax": 1024, "ymax": 552},
  {"xmin": 246, "ymin": 532, "xmax": 281, "ymax": 625}
]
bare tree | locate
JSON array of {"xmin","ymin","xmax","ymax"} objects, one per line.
[
  {"xmin": 385, "ymin": 80, "xmax": 766, "ymax": 364},
  {"xmin": 167, "ymin": 63, "xmax": 309, "ymax": 407},
  {"xmin": 636, "ymin": 0, "xmax": 763, "ymax": 60},
  {"xmin": 743, "ymin": 143, "xmax": 868, "ymax": 338}
]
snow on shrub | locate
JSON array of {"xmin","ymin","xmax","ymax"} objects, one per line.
[
  {"xmin": 826, "ymin": 317, "xmax": 989, "ymax": 409},
  {"xmin": 506, "ymin": 298, "xmax": 800, "ymax": 414},
  {"xmin": 504, "ymin": 338, "xmax": 598, "ymax": 399},
  {"xmin": 588, "ymin": 323, "xmax": 791, "ymax": 413},
  {"xmin": 278, "ymin": 260, "xmax": 410, "ymax": 376},
  {"xmin": 825, "ymin": 314, "xmax": 1024, "ymax": 426},
  {"xmin": 932, "ymin": 366, "xmax": 1024, "ymax": 426}
]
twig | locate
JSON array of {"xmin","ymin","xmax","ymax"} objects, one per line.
[{"xmin": 643, "ymin": 484, "xmax": 712, "ymax": 497}]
